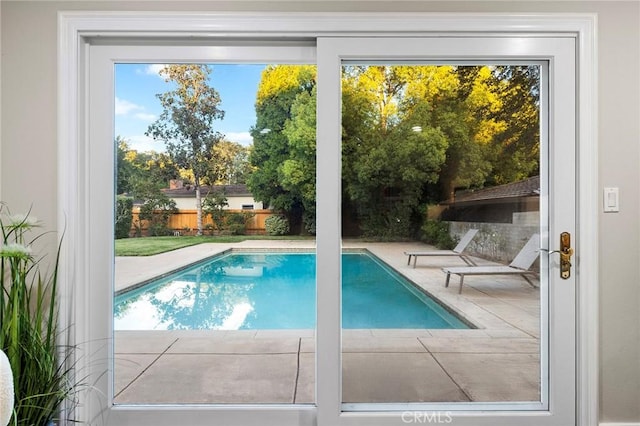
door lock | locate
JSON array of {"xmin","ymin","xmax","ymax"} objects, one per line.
[{"xmin": 550, "ymin": 232, "xmax": 573, "ymax": 279}]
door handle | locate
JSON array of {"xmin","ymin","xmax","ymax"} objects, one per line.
[{"xmin": 549, "ymin": 232, "xmax": 573, "ymax": 279}]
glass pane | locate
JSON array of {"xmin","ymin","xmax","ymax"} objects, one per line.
[
  {"xmin": 113, "ymin": 63, "xmax": 317, "ymax": 404},
  {"xmin": 340, "ymin": 64, "xmax": 542, "ymax": 405}
]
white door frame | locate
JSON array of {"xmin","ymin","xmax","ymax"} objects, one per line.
[
  {"xmin": 58, "ymin": 11, "xmax": 598, "ymax": 426},
  {"xmin": 318, "ymin": 36, "xmax": 575, "ymax": 426}
]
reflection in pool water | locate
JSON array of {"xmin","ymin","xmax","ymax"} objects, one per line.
[{"xmin": 114, "ymin": 252, "xmax": 469, "ymax": 330}]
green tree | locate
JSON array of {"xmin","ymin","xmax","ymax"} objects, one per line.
[
  {"xmin": 341, "ymin": 65, "xmax": 449, "ymax": 237},
  {"xmin": 202, "ymin": 190, "xmax": 228, "ymax": 232},
  {"xmin": 247, "ymin": 65, "xmax": 316, "ymax": 233},
  {"xmin": 282, "ymin": 87, "xmax": 317, "ymax": 234},
  {"xmin": 402, "ymin": 66, "xmax": 503, "ymax": 202},
  {"xmin": 116, "ymin": 137, "xmax": 180, "ymax": 197},
  {"xmin": 116, "ymin": 136, "xmax": 137, "ymax": 194},
  {"xmin": 206, "ymin": 140, "xmax": 253, "ymax": 185},
  {"xmin": 246, "ymin": 64, "xmax": 538, "ymax": 239},
  {"xmin": 486, "ymin": 65, "xmax": 540, "ymax": 185},
  {"xmin": 146, "ymin": 64, "xmax": 225, "ymax": 235},
  {"xmin": 138, "ymin": 190, "xmax": 179, "ymax": 236}
]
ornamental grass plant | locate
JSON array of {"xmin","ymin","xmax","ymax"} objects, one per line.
[{"xmin": 0, "ymin": 205, "xmax": 76, "ymax": 425}]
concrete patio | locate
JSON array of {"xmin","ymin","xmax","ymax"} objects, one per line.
[{"xmin": 114, "ymin": 240, "xmax": 541, "ymax": 405}]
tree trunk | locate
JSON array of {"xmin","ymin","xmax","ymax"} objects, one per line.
[{"xmin": 195, "ymin": 176, "xmax": 203, "ymax": 236}]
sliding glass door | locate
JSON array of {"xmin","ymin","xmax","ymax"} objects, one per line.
[
  {"xmin": 70, "ymin": 16, "xmax": 580, "ymax": 426},
  {"xmin": 316, "ymin": 36, "xmax": 575, "ymax": 425}
]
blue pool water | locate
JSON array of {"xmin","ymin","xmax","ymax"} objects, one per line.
[{"xmin": 114, "ymin": 251, "xmax": 469, "ymax": 330}]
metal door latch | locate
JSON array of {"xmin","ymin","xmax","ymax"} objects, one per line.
[{"xmin": 550, "ymin": 232, "xmax": 573, "ymax": 279}]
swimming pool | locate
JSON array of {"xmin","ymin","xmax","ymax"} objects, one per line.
[{"xmin": 114, "ymin": 251, "xmax": 469, "ymax": 330}]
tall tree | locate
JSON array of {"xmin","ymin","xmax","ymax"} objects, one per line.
[
  {"xmin": 281, "ymin": 86, "xmax": 318, "ymax": 234},
  {"xmin": 418, "ymin": 66, "xmax": 504, "ymax": 201},
  {"xmin": 341, "ymin": 65, "xmax": 449, "ymax": 237},
  {"xmin": 247, "ymin": 65, "xmax": 316, "ymax": 232},
  {"xmin": 486, "ymin": 65, "xmax": 540, "ymax": 185},
  {"xmin": 146, "ymin": 64, "xmax": 225, "ymax": 235}
]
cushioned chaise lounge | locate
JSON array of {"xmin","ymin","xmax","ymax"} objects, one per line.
[
  {"xmin": 442, "ymin": 233, "xmax": 540, "ymax": 294},
  {"xmin": 405, "ymin": 228, "xmax": 479, "ymax": 268}
]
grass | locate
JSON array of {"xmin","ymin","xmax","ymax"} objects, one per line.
[{"xmin": 115, "ymin": 235, "xmax": 314, "ymax": 256}]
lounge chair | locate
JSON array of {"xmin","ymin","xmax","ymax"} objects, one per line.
[
  {"xmin": 442, "ymin": 233, "xmax": 540, "ymax": 294},
  {"xmin": 405, "ymin": 228, "xmax": 479, "ymax": 268}
]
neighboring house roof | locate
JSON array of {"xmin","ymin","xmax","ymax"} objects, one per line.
[
  {"xmin": 449, "ymin": 176, "xmax": 540, "ymax": 206},
  {"xmin": 162, "ymin": 184, "xmax": 253, "ymax": 198}
]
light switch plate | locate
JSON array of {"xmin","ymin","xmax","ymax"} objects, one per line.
[{"xmin": 603, "ymin": 187, "xmax": 619, "ymax": 212}]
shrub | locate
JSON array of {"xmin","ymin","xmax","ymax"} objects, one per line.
[
  {"xmin": 421, "ymin": 219, "xmax": 457, "ymax": 249},
  {"xmin": 138, "ymin": 192, "xmax": 178, "ymax": 236},
  {"xmin": 358, "ymin": 202, "xmax": 415, "ymax": 240},
  {"xmin": 204, "ymin": 223, "xmax": 215, "ymax": 235},
  {"xmin": 226, "ymin": 212, "xmax": 250, "ymax": 235},
  {"xmin": 202, "ymin": 191, "xmax": 228, "ymax": 231},
  {"xmin": 302, "ymin": 210, "xmax": 316, "ymax": 235},
  {"xmin": 115, "ymin": 196, "xmax": 133, "ymax": 239},
  {"xmin": 265, "ymin": 215, "xmax": 289, "ymax": 236}
]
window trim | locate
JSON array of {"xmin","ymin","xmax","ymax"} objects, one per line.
[{"xmin": 58, "ymin": 11, "xmax": 598, "ymax": 426}]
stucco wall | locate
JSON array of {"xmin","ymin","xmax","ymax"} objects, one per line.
[
  {"xmin": 173, "ymin": 196, "xmax": 263, "ymax": 211},
  {"xmin": 1, "ymin": 1, "xmax": 639, "ymax": 423}
]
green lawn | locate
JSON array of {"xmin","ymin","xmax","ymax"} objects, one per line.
[{"xmin": 115, "ymin": 235, "xmax": 313, "ymax": 256}]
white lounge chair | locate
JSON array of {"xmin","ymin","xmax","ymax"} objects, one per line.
[
  {"xmin": 405, "ymin": 228, "xmax": 479, "ymax": 268},
  {"xmin": 442, "ymin": 233, "xmax": 540, "ymax": 294}
]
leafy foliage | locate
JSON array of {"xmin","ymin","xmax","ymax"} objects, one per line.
[
  {"xmin": 225, "ymin": 212, "xmax": 254, "ymax": 235},
  {"xmin": 247, "ymin": 64, "xmax": 539, "ymax": 239},
  {"xmin": 264, "ymin": 215, "xmax": 290, "ymax": 236},
  {"xmin": 281, "ymin": 86, "xmax": 317, "ymax": 234},
  {"xmin": 146, "ymin": 64, "xmax": 225, "ymax": 235},
  {"xmin": 206, "ymin": 140, "xmax": 253, "ymax": 185},
  {"xmin": 116, "ymin": 137, "xmax": 179, "ymax": 197},
  {"xmin": 202, "ymin": 191, "xmax": 229, "ymax": 232},
  {"xmin": 138, "ymin": 191, "xmax": 179, "ymax": 236},
  {"xmin": 247, "ymin": 65, "xmax": 316, "ymax": 230},
  {"xmin": 115, "ymin": 195, "xmax": 133, "ymax": 239},
  {"xmin": 201, "ymin": 192, "xmax": 253, "ymax": 235},
  {"xmin": 0, "ymin": 207, "xmax": 78, "ymax": 425},
  {"xmin": 120, "ymin": 63, "xmax": 540, "ymax": 241},
  {"xmin": 342, "ymin": 66, "xmax": 449, "ymax": 237},
  {"xmin": 485, "ymin": 66, "xmax": 540, "ymax": 185},
  {"xmin": 421, "ymin": 219, "xmax": 457, "ymax": 249}
]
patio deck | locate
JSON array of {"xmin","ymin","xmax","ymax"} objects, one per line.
[{"xmin": 114, "ymin": 240, "xmax": 540, "ymax": 404}]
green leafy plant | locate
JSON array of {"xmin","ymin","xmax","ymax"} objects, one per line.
[
  {"xmin": 202, "ymin": 191, "xmax": 229, "ymax": 232},
  {"xmin": 138, "ymin": 192, "xmax": 178, "ymax": 236},
  {"xmin": 264, "ymin": 215, "xmax": 289, "ymax": 236},
  {"xmin": 115, "ymin": 195, "xmax": 133, "ymax": 239},
  {"xmin": 0, "ymin": 205, "xmax": 77, "ymax": 425},
  {"xmin": 225, "ymin": 212, "xmax": 253, "ymax": 235},
  {"xmin": 421, "ymin": 219, "xmax": 457, "ymax": 249},
  {"xmin": 302, "ymin": 210, "xmax": 316, "ymax": 235}
]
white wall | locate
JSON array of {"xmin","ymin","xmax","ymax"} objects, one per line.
[
  {"xmin": 173, "ymin": 196, "xmax": 263, "ymax": 211},
  {"xmin": 1, "ymin": 1, "xmax": 639, "ymax": 423}
]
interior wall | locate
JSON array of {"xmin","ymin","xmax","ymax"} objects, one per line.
[{"xmin": 1, "ymin": 1, "xmax": 638, "ymax": 423}]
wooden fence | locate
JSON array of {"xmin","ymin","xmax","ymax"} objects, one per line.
[{"xmin": 131, "ymin": 209, "xmax": 273, "ymax": 236}]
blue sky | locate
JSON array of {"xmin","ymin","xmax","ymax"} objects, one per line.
[{"xmin": 115, "ymin": 64, "xmax": 266, "ymax": 152}]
